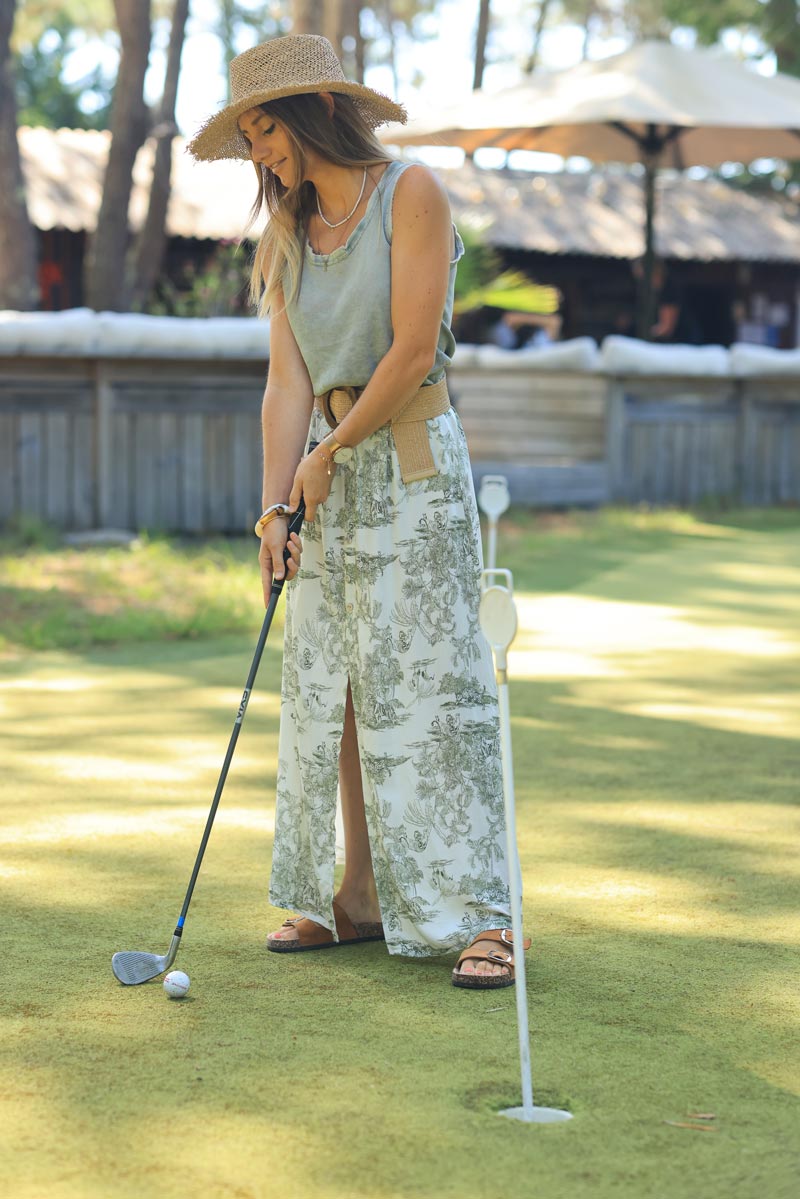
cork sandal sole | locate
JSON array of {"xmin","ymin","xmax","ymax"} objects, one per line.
[
  {"xmin": 266, "ymin": 903, "xmax": 384, "ymax": 954},
  {"xmin": 451, "ymin": 963, "xmax": 514, "ymax": 989},
  {"xmin": 267, "ymin": 924, "xmax": 385, "ymax": 953},
  {"xmin": 451, "ymin": 929, "xmax": 530, "ymax": 990}
]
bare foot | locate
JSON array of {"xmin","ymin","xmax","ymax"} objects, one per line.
[
  {"xmin": 453, "ymin": 938, "xmax": 511, "ymax": 981},
  {"xmin": 267, "ymin": 889, "xmax": 382, "ymax": 947},
  {"xmin": 452, "ymin": 929, "xmax": 528, "ymax": 986}
]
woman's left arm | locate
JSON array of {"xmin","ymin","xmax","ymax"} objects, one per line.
[{"xmin": 331, "ymin": 164, "xmax": 454, "ymax": 449}]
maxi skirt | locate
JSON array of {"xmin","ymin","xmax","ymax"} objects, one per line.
[{"xmin": 269, "ymin": 405, "xmax": 514, "ymax": 957}]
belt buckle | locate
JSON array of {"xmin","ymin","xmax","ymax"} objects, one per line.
[
  {"xmin": 321, "ymin": 385, "xmax": 359, "ymax": 429},
  {"xmin": 319, "ymin": 390, "xmax": 338, "ymax": 429}
]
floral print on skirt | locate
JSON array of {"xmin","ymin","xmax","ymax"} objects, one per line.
[{"xmin": 269, "ymin": 405, "xmax": 513, "ymax": 957}]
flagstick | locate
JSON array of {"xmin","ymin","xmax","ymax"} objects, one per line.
[{"xmin": 480, "ymin": 569, "xmax": 573, "ymax": 1125}]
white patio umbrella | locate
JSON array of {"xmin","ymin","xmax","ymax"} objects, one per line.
[{"xmin": 382, "ymin": 40, "xmax": 800, "ymax": 336}]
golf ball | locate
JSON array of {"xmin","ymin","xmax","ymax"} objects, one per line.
[{"xmin": 163, "ymin": 970, "xmax": 190, "ymax": 998}]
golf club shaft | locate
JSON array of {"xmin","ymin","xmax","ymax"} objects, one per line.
[{"xmin": 171, "ymin": 500, "xmax": 306, "ymax": 939}]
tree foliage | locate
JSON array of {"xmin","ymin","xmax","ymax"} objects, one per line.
[
  {"xmin": 555, "ymin": 0, "xmax": 800, "ymax": 75},
  {"xmin": 15, "ymin": 11, "xmax": 114, "ymax": 129}
]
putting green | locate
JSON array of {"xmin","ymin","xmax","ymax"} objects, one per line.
[{"xmin": 1, "ymin": 524, "xmax": 798, "ymax": 1199}]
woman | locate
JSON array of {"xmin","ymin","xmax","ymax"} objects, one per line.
[{"xmin": 189, "ymin": 34, "xmax": 527, "ymax": 988}]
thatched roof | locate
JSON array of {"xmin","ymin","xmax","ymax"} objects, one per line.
[
  {"xmin": 443, "ymin": 161, "xmax": 800, "ymax": 263},
  {"xmin": 19, "ymin": 126, "xmax": 800, "ymax": 263}
]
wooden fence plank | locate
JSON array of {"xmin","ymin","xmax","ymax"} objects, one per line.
[
  {"xmin": 96, "ymin": 365, "xmax": 115, "ymax": 527},
  {"xmin": 156, "ymin": 412, "xmax": 181, "ymax": 530},
  {"xmin": 133, "ymin": 414, "xmax": 159, "ymax": 530},
  {"xmin": 45, "ymin": 412, "xmax": 70, "ymax": 526},
  {"xmin": 18, "ymin": 413, "xmax": 43, "ymax": 517},
  {"xmin": 231, "ymin": 412, "xmax": 256, "ymax": 535},
  {"xmin": 181, "ymin": 413, "xmax": 205, "ymax": 532},
  {"xmin": 72, "ymin": 413, "xmax": 94, "ymax": 528},
  {"xmin": 0, "ymin": 413, "xmax": 15, "ymax": 521},
  {"xmin": 111, "ymin": 411, "xmax": 132, "ymax": 528},
  {"xmin": 205, "ymin": 415, "xmax": 230, "ymax": 531}
]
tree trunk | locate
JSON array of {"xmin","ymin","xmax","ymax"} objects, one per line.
[
  {"xmin": 581, "ymin": 2, "xmax": 596, "ymax": 61},
  {"xmin": 323, "ymin": 0, "xmax": 345, "ymax": 59},
  {"xmin": 473, "ymin": 0, "xmax": 491, "ymax": 90},
  {"xmin": 766, "ymin": 0, "xmax": 800, "ymax": 77},
  {"xmin": 85, "ymin": 0, "xmax": 152, "ymax": 311},
  {"xmin": 381, "ymin": 0, "xmax": 400, "ymax": 98},
  {"xmin": 292, "ymin": 0, "xmax": 323, "ymax": 34},
  {"xmin": 0, "ymin": 0, "xmax": 37, "ymax": 310},
  {"xmin": 219, "ymin": 0, "xmax": 237, "ymax": 99},
  {"xmin": 128, "ymin": 0, "xmax": 189, "ymax": 311},
  {"xmin": 525, "ymin": 0, "xmax": 552, "ymax": 73},
  {"xmin": 350, "ymin": 0, "xmax": 365, "ymax": 82}
]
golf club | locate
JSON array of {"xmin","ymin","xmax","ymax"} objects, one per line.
[
  {"xmin": 111, "ymin": 499, "xmax": 306, "ymax": 985},
  {"xmin": 479, "ymin": 568, "xmax": 572, "ymax": 1125}
]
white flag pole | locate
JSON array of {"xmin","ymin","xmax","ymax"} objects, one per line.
[{"xmin": 480, "ymin": 568, "xmax": 573, "ymax": 1126}]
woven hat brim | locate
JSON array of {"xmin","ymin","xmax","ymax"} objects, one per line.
[{"xmin": 188, "ymin": 82, "xmax": 407, "ymax": 162}]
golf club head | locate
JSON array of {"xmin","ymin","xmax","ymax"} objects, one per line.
[{"xmin": 112, "ymin": 934, "xmax": 181, "ymax": 985}]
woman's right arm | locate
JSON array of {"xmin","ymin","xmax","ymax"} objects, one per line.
[{"xmin": 259, "ymin": 281, "xmax": 315, "ymax": 597}]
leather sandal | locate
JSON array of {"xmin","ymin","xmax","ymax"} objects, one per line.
[
  {"xmin": 451, "ymin": 928, "xmax": 531, "ymax": 989},
  {"xmin": 266, "ymin": 899, "xmax": 385, "ymax": 954}
]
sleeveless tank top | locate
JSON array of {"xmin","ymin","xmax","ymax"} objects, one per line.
[{"xmin": 284, "ymin": 160, "xmax": 464, "ymax": 396}]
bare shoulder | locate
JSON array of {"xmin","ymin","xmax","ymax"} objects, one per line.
[{"xmin": 393, "ymin": 162, "xmax": 451, "ymax": 215}]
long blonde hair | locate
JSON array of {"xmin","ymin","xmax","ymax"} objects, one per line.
[{"xmin": 246, "ymin": 93, "xmax": 395, "ymax": 317}]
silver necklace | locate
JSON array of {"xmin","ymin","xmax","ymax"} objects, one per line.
[{"xmin": 316, "ymin": 168, "xmax": 368, "ymax": 228}]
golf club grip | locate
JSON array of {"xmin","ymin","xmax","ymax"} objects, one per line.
[{"xmin": 273, "ymin": 497, "xmax": 306, "ymax": 594}]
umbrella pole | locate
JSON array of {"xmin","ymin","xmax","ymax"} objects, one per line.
[{"xmin": 638, "ymin": 142, "xmax": 658, "ymax": 339}]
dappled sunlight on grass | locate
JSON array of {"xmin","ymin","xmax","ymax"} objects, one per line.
[
  {"xmin": 1, "ymin": 805, "xmax": 275, "ymax": 847},
  {"xmin": 534, "ymin": 876, "xmax": 659, "ymax": 900},
  {"xmin": 574, "ymin": 801, "xmax": 799, "ymax": 847},
  {"xmin": 39, "ymin": 754, "xmax": 201, "ymax": 784},
  {"xmin": 562, "ymin": 680, "xmax": 800, "ymax": 739},
  {"xmin": 0, "ymin": 675, "xmax": 96, "ymax": 691},
  {"xmin": 567, "ymin": 732, "xmax": 660, "ymax": 752},
  {"xmin": 2, "ymin": 517, "xmax": 799, "ymax": 1199},
  {"xmin": 712, "ymin": 560, "xmax": 800, "ymax": 588},
  {"xmin": 515, "ymin": 593, "xmax": 793, "ymax": 670},
  {"xmin": 623, "ymin": 699, "xmax": 794, "ymax": 733}
]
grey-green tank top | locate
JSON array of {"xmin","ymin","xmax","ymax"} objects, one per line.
[{"xmin": 284, "ymin": 160, "xmax": 464, "ymax": 395}]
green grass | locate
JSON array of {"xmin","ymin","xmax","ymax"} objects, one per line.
[
  {"xmin": 1, "ymin": 512, "xmax": 799, "ymax": 1198},
  {"xmin": 0, "ymin": 532, "xmax": 261, "ymax": 653},
  {"xmin": 3, "ymin": 506, "xmax": 799, "ymax": 653}
]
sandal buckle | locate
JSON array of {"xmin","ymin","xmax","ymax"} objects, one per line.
[{"xmin": 500, "ymin": 928, "xmax": 513, "ymax": 945}]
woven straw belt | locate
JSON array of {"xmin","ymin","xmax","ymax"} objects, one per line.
[{"xmin": 314, "ymin": 377, "xmax": 451, "ymax": 484}]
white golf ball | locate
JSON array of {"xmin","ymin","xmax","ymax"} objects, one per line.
[{"xmin": 163, "ymin": 970, "xmax": 190, "ymax": 999}]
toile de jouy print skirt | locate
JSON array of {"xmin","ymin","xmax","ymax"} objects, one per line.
[{"xmin": 269, "ymin": 404, "xmax": 514, "ymax": 957}]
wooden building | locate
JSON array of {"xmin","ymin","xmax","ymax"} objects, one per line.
[{"xmin": 18, "ymin": 128, "xmax": 800, "ymax": 348}]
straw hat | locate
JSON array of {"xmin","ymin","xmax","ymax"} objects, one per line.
[{"xmin": 188, "ymin": 34, "xmax": 407, "ymax": 162}]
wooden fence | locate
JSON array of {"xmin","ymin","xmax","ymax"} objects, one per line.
[
  {"xmin": 1, "ymin": 351, "xmax": 798, "ymax": 532},
  {"xmin": 605, "ymin": 377, "xmax": 800, "ymax": 506},
  {"xmin": 0, "ymin": 356, "xmax": 266, "ymax": 533}
]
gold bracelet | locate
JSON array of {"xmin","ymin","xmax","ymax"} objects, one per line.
[
  {"xmin": 317, "ymin": 448, "xmax": 334, "ymax": 478},
  {"xmin": 254, "ymin": 503, "xmax": 290, "ymax": 538}
]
